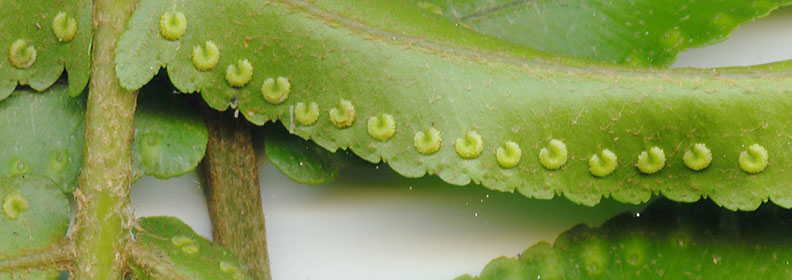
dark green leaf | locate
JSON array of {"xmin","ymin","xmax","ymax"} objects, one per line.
[
  {"xmin": 0, "ymin": 0, "xmax": 92, "ymax": 99},
  {"xmin": 462, "ymin": 198, "xmax": 792, "ymax": 279},
  {"xmin": 131, "ymin": 216, "xmax": 251, "ymax": 280},
  {"xmin": 263, "ymin": 122, "xmax": 341, "ymax": 185},
  {"xmin": 0, "ymin": 175, "xmax": 69, "ymax": 280}
]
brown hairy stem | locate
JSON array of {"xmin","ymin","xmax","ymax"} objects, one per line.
[{"xmin": 199, "ymin": 105, "xmax": 272, "ymax": 280}]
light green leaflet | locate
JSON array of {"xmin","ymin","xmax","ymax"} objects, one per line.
[
  {"xmin": 0, "ymin": 82, "xmax": 207, "ymax": 192},
  {"xmin": 130, "ymin": 216, "xmax": 251, "ymax": 280},
  {"xmin": 414, "ymin": 0, "xmax": 792, "ymax": 66},
  {"xmin": 0, "ymin": 0, "xmax": 92, "ymax": 100},
  {"xmin": 0, "ymin": 175, "xmax": 69, "ymax": 280},
  {"xmin": 459, "ymin": 198, "xmax": 792, "ymax": 279},
  {"xmin": 116, "ymin": 0, "xmax": 792, "ymax": 210}
]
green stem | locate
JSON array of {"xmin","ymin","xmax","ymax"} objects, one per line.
[
  {"xmin": 199, "ymin": 105, "xmax": 272, "ymax": 280},
  {"xmin": 72, "ymin": 0, "xmax": 138, "ymax": 279}
]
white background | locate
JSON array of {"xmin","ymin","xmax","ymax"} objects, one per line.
[{"xmin": 129, "ymin": 6, "xmax": 792, "ymax": 280}]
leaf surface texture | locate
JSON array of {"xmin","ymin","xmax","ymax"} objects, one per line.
[{"xmin": 116, "ymin": 0, "xmax": 792, "ymax": 210}]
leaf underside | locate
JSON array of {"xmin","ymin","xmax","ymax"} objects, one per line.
[
  {"xmin": 0, "ymin": 0, "xmax": 92, "ymax": 100},
  {"xmin": 131, "ymin": 216, "xmax": 252, "ymax": 280},
  {"xmin": 0, "ymin": 83, "xmax": 207, "ymax": 192},
  {"xmin": 0, "ymin": 175, "xmax": 69, "ymax": 280},
  {"xmin": 460, "ymin": 198, "xmax": 792, "ymax": 279},
  {"xmin": 116, "ymin": 0, "xmax": 792, "ymax": 210},
  {"xmin": 415, "ymin": 0, "xmax": 792, "ymax": 66}
]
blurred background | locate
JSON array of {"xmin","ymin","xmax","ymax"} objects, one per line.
[{"xmin": 129, "ymin": 6, "xmax": 792, "ymax": 280}]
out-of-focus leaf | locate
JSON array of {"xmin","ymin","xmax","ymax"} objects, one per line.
[
  {"xmin": 417, "ymin": 0, "xmax": 792, "ymax": 66},
  {"xmin": 461, "ymin": 198, "xmax": 792, "ymax": 279}
]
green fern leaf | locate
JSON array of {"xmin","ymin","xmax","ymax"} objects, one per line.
[
  {"xmin": 462, "ymin": 198, "xmax": 792, "ymax": 279},
  {"xmin": 116, "ymin": 0, "xmax": 792, "ymax": 210},
  {"xmin": 0, "ymin": 175, "xmax": 69, "ymax": 280},
  {"xmin": 0, "ymin": 82, "xmax": 207, "ymax": 192},
  {"xmin": 130, "ymin": 216, "xmax": 252, "ymax": 280},
  {"xmin": 0, "ymin": 0, "xmax": 92, "ymax": 99}
]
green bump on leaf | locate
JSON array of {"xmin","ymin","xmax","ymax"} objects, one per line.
[
  {"xmin": 1, "ymin": 81, "xmax": 206, "ymax": 190},
  {"xmin": 8, "ymin": 39, "xmax": 36, "ymax": 69},
  {"xmin": 0, "ymin": 0, "xmax": 92, "ymax": 97},
  {"xmin": 414, "ymin": 127, "xmax": 442, "ymax": 155},
  {"xmin": 132, "ymin": 78, "xmax": 209, "ymax": 180},
  {"xmin": 225, "ymin": 59, "xmax": 253, "ymax": 88},
  {"xmin": 329, "ymin": 98, "xmax": 356, "ymax": 128},
  {"xmin": 739, "ymin": 144, "xmax": 768, "ymax": 174},
  {"xmin": 220, "ymin": 261, "xmax": 239, "ymax": 274},
  {"xmin": 539, "ymin": 139, "xmax": 567, "ymax": 170},
  {"xmin": 455, "ymin": 130, "xmax": 483, "ymax": 159},
  {"xmin": 159, "ymin": 11, "xmax": 187, "ymax": 40},
  {"xmin": 133, "ymin": 216, "xmax": 252, "ymax": 280},
  {"xmin": 659, "ymin": 28, "xmax": 684, "ymax": 49},
  {"xmin": 139, "ymin": 133, "xmax": 162, "ymax": 169},
  {"xmin": 52, "ymin": 11, "xmax": 78, "ymax": 42},
  {"xmin": 637, "ymin": 146, "xmax": 665, "ymax": 174},
  {"xmin": 0, "ymin": 85, "xmax": 84, "ymax": 192},
  {"xmin": 181, "ymin": 244, "xmax": 200, "ymax": 255},
  {"xmin": 496, "ymin": 141, "xmax": 521, "ymax": 168},
  {"xmin": 9, "ymin": 158, "xmax": 29, "ymax": 176},
  {"xmin": 464, "ymin": 198, "xmax": 792, "ymax": 279},
  {"xmin": 220, "ymin": 261, "xmax": 245, "ymax": 280},
  {"xmin": 192, "ymin": 40, "xmax": 220, "ymax": 71},
  {"xmin": 2, "ymin": 81, "xmax": 206, "ymax": 192},
  {"xmin": 115, "ymin": 0, "xmax": 792, "ymax": 210},
  {"xmin": 367, "ymin": 113, "xmax": 396, "ymax": 142},
  {"xmin": 621, "ymin": 235, "xmax": 648, "ymax": 268},
  {"xmin": 295, "ymin": 102, "xmax": 320, "ymax": 126},
  {"xmin": 589, "ymin": 149, "xmax": 617, "ymax": 177},
  {"xmin": 2, "ymin": 191, "xmax": 28, "ymax": 220},
  {"xmin": 683, "ymin": 143, "xmax": 712, "ymax": 171},
  {"xmin": 0, "ymin": 175, "xmax": 69, "ymax": 279},
  {"xmin": 262, "ymin": 77, "xmax": 291, "ymax": 104},
  {"xmin": 580, "ymin": 239, "xmax": 607, "ymax": 275},
  {"xmin": 171, "ymin": 235, "xmax": 194, "ymax": 247},
  {"xmin": 47, "ymin": 150, "xmax": 68, "ymax": 176}
]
